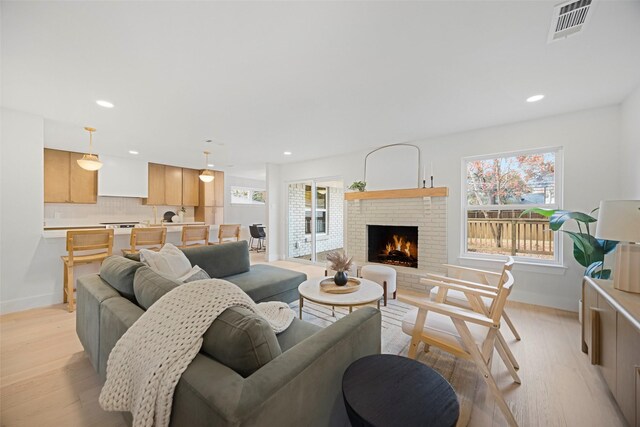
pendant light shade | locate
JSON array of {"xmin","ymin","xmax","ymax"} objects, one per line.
[
  {"xmin": 77, "ymin": 127, "xmax": 103, "ymax": 171},
  {"xmin": 199, "ymin": 151, "xmax": 215, "ymax": 182}
]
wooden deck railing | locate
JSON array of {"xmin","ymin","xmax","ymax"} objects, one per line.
[{"xmin": 467, "ymin": 218, "xmax": 554, "ymax": 257}]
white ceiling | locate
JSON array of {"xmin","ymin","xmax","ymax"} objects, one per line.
[{"xmin": 2, "ymin": 0, "xmax": 640, "ymax": 171}]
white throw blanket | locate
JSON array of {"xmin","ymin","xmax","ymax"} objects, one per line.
[{"xmin": 99, "ymin": 279, "xmax": 295, "ymax": 427}]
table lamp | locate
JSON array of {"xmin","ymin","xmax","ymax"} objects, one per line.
[{"xmin": 595, "ymin": 200, "xmax": 640, "ymax": 293}]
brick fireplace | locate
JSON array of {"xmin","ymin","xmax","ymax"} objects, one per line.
[{"xmin": 345, "ymin": 189, "xmax": 448, "ymax": 292}]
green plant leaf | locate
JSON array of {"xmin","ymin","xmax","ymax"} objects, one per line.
[
  {"xmin": 550, "ymin": 211, "xmax": 597, "ymax": 231},
  {"xmin": 598, "ymin": 239, "xmax": 619, "ymax": 255},
  {"xmin": 519, "ymin": 207, "xmax": 556, "ymax": 218},
  {"xmin": 563, "ymin": 231, "xmax": 605, "ymax": 267},
  {"xmin": 586, "ymin": 261, "xmax": 612, "ymax": 279}
]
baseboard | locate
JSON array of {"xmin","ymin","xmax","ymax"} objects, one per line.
[
  {"xmin": 0, "ymin": 293, "xmax": 59, "ymax": 315},
  {"xmin": 509, "ymin": 288, "xmax": 578, "ymax": 312}
]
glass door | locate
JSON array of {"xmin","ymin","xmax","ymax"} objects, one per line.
[{"xmin": 287, "ymin": 178, "xmax": 344, "ymax": 264}]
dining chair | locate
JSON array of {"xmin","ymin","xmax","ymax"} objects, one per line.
[
  {"xmin": 62, "ymin": 229, "xmax": 114, "ymax": 312},
  {"xmin": 121, "ymin": 227, "xmax": 167, "ymax": 255},
  {"xmin": 249, "ymin": 224, "xmax": 266, "ymax": 252},
  {"xmin": 181, "ymin": 225, "xmax": 210, "ymax": 248},
  {"xmin": 400, "ymin": 270, "xmax": 520, "ymax": 427}
]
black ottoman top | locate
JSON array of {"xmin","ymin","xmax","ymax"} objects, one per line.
[{"xmin": 342, "ymin": 354, "xmax": 459, "ymax": 427}]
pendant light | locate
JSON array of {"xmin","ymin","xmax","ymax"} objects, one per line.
[
  {"xmin": 199, "ymin": 151, "xmax": 215, "ymax": 183},
  {"xmin": 77, "ymin": 127, "xmax": 103, "ymax": 171}
]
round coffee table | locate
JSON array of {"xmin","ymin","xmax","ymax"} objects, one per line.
[
  {"xmin": 297, "ymin": 276, "xmax": 384, "ymax": 319},
  {"xmin": 342, "ymin": 354, "xmax": 460, "ymax": 427}
]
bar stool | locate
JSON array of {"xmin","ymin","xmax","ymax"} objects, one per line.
[
  {"xmin": 361, "ymin": 264, "xmax": 397, "ymax": 307},
  {"xmin": 121, "ymin": 227, "xmax": 167, "ymax": 255},
  {"xmin": 181, "ymin": 225, "xmax": 210, "ymax": 248},
  {"xmin": 217, "ymin": 224, "xmax": 241, "ymax": 244},
  {"xmin": 62, "ymin": 229, "xmax": 114, "ymax": 313}
]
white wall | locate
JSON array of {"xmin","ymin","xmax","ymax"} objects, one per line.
[
  {"xmin": 620, "ymin": 84, "xmax": 640, "ymax": 199},
  {"xmin": 224, "ymin": 175, "xmax": 266, "ymax": 227},
  {"xmin": 0, "ymin": 109, "xmax": 50, "ymax": 312},
  {"xmin": 275, "ymin": 105, "xmax": 623, "ymax": 311},
  {"xmin": 265, "ymin": 163, "xmax": 282, "ymax": 261}
]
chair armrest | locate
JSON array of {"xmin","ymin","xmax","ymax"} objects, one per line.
[
  {"xmin": 442, "ymin": 264, "xmax": 502, "ymax": 278},
  {"xmin": 421, "ymin": 278, "xmax": 498, "ymax": 300},
  {"xmin": 398, "ymin": 294, "xmax": 495, "ymax": 327},
  {"xmin": 425, "ymin": 274, "xmax": 499, "ymax": 292}
]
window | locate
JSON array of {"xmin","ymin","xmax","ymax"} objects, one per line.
[
  {"xmin": 305, "ymin": 185, "xmax": 328, "ymax": 234},
  {"xmin": 462, "ymin": 148, "xmax": 562, "ymax": 263},
  {"xmin": 230, "ymin": 187, "xmax": 266, "ymax": 205}
]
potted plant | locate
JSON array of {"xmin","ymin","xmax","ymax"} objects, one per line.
[
  {"xmin": 521, "ymin": 208, "xmax": 619, "ymax": 279},
  {"xmin": 348, "ymin": 181, "xmax": 366, "ymax": 192},
  {"xmin": 326, "ymin": 251, "xmax": 354, "ymax": 286}
]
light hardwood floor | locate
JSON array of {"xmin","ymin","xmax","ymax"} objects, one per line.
[{"xmin": 0, "ymin": 258, "xmax": 626, "ymax": 427}]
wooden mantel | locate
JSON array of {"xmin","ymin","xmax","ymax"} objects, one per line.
[{"xmin": 344, "ymin": 187, "xmax": 448, "ymax": 201}]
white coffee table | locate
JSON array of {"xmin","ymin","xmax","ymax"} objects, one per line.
[{"xmin": 298, "ymin": 276, "xmax": 384, "ymax": 319}]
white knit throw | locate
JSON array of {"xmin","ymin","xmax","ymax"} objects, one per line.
[{"xmin": 98, "ymin": 279, "xmax": 294, "ymax": 427}]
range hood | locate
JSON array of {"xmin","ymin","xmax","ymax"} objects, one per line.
[{"xmin": 98, "ymin": 155, "xmax": 148, "ymax": 198}]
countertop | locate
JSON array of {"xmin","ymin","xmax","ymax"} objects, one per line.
[{"xmin": 42, "ymin": 222, "xmax": 210, "ymax": 238}]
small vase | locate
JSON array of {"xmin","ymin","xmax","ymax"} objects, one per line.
[
  {"xmin": 334, "ymin": 271, "xmax": 348, "ymax": 286},
  {"xmin": 178, "ymin": 211, "xmax": 185, "ymax": 222}
]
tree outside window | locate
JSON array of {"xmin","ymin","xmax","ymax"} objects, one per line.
[{"xmin": 464, "ymin": 149, "xmax": 561, "ymax": 262}]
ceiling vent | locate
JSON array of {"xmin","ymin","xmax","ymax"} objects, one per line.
[{"xmin": 548, "ymin": 0, "xmax": 593, "ymax": 43}]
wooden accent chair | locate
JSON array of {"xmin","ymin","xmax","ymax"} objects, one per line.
[
  {"xmin": 217, "ymin": 224, "xmax": 241, "ymax": 244},
  {"xmin": 121, "ymin": 227, "xmax": 167, "ymax": 255},
  {"xmin": 427, "ymin": 258, "xmax": 521, "ymax": 340},
  {"xmin": 181, "ymin": 225, "xmax": 210, "ymax": 248},
  {"xmin": 400, "ymin": 270, "xmax": 520, "ymax": 427},
  {"xmin": 62, "ymin": 229, "xmax": 114, "ymax": 312}
]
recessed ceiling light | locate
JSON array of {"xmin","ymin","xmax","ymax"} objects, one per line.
[
  {"xmin": 128, "ymin": 150, "xmax": 139, "ymax": 155},
  {"xmin": 207, "ymin": 163, "xmax": 214, "ymax": 167},
  {"xmin": 96, "ymin": 100, "xmax": 114, "ymax": 108},
  {"xmin": 526, "ymin": 94, "xmax": 545, "ymax": 103},
  {"xmin": 284, "ymin": 151, "xmax": 292, "ymax": 155}
]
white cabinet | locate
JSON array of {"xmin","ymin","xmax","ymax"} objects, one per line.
[{"xmin": 98, "ymin": 155, "xmax": 148, "ymax": 198}]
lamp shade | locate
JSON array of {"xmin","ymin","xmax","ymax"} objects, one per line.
[
  {"xmin": 77, "ymin": 154, "xmax": 103, "ymax": 171},
  {"xmin": 595, "ymin": 200, "xmax": 640, "ymax": 243},
  {"xmin": 199, "ymin": 169, "xmax": 215, "ymax": 183}
]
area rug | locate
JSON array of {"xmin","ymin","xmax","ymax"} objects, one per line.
[{"xmin": 291, "ymin": 298, "xmax": 479, "ymax": 426}]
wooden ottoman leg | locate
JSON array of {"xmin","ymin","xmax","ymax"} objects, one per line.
[{"xmin": 383, "ymin": 281, "xmax": 388, "ymax": 307}]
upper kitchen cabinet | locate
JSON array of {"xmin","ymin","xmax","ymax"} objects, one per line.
[
  {"xmin": 143, "ymin": 163, "xmax": 201, "ymax": 207},
  {"xmin": 165, "ymin": 166, "xmax": 183, "ymax": 206},
  {"xmin": 182, "ymin": 168, "xmax": 200, "ymax": 207},
  {"xmin": 198, "ymin": 171, "xmax": 225, "ymax": 207},
  {"xmin": 44, "ymin": 148, "xmax": 97, "ymax": 204},
  {"xmin": 144, "ymin": 163, "xmax": 166, "ymax": 205}
]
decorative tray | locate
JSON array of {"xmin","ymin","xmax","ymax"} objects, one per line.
[{"xmin": 319, "ymin": 277, "xmax": 361, "ymax": 294}]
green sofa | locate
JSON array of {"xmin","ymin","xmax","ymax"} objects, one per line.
[{"xmin": 76, "ymin": 241, "xmax": 382, "ymax": 426}]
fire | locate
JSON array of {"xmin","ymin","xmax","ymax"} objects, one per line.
[{"xmin": 384, "ymin": 235, "xmax": 412, "ymax": 257}]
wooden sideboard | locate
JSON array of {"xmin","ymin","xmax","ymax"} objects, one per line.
[{"xmin": 582, "ymin": 277, "xmax": 640, "ymax": 426}]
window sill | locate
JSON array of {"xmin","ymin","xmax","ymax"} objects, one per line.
[{"xmin": 457, "ymin": 255, "xmax": 568, "ymax": 275}]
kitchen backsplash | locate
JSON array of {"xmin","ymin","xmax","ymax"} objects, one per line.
[{"xmin": 44, "ymin": 197, "xmax": 195, "ymax": 227}]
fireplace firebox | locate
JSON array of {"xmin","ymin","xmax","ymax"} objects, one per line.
[{"xmin": 367, "ymin": 225, "xmax": 418, "ymax": 268}]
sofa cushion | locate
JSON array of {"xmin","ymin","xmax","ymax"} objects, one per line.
[
  {"xmin": 182, "ymin": 241, "xmax": 250, "ymax": 278},
  {"xmin": 99, "ymin": 256, "xmax": 145, "ymax": 303},
  {"xmin": 276, "ymin": 318, "xmax": 322, "ymax": 352},
  {"xmin": 133, "ymin": 266, "xmax": 182, "ymax": 310},
  {"xmin": 201, "ymin": 306, "xmax": 282, "ymax": 378},
  {"xmin": 140, "ymin": 243, "xmax": 193, "ymax": 279},
  {"xmin": 225, "ymin": 264, "xmax": 306, "ymax": 303}
]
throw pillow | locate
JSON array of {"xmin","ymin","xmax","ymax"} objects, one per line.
[
  {"xmin": 178, "ymin": 265, "xmax": 211, "ymax": 283},
  {"xmin": 201, "ymin": 306, "xmax": 282, "ymax": 378},
  {"xmin": 133, "ymin": 266, "xmax": 182, "ymax": 310},
  {"xmin": 99, "ymin": 256, "xmax": 145, "ymax": 303},
  {"xmin": 139, "ymin": 243, "xmax": 192, "ymax": 279}
]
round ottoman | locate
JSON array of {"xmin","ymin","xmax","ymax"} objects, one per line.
[{"xmin": 361, "ymin": 264, "xmax": 396, "ymax": 306}]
